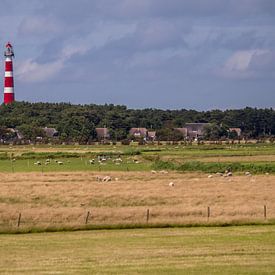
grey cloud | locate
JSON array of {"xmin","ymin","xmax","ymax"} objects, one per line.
[{"xmin": 0, "ymin": 0, "xmax": 274, "ymax": 109}]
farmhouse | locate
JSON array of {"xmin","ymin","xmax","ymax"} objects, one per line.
[
  {"xmin": 174, "ymin": 128, "xmax": 188, "ymax": 138},
  {"xmin": 43, "ymin": 127, "xmax": 58, "ymax": 138},
  {"xmin": 229, "ymin": 127, "xmax": 242, "ymax": 137},
  {"xmin": 96, "ymin": 128, "xmax": 110, "ymax": 141},
  {"xmin": 129, "ymin": 128, "xmax": 148, "ymax": 138},
  {"xmin": 185, "ymin": 123, "xmax": 209, "ymax": 139},
  {"xmin": 147, "ymin": 131, "xmax": 157, "ymax": 141}
]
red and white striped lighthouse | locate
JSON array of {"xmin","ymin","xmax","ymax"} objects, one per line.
[{"xmin": 3, "ymin": 42, "xmax": 15, "ymax": 104}]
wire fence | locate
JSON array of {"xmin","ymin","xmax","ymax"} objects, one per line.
[{"xmin": 0, "ymin": 205, "xmax": 273, "ymax": 233}]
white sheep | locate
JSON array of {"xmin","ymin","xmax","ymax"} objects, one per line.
[
  {"xmin": 89, "ymin": 159, "xmax": 95, "ymax": 164},
  {"xmin": 103, "ymin": 176, "xmax": 111, "ymax": 182}
]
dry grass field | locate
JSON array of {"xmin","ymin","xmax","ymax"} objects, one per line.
[{"xmin": 0, "ymin": 171, "xmax": 274, "ymax": 231}]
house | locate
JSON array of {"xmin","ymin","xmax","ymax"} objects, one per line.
[
  {"xmin": 185, "ymin": 123, "xmax": 209, "ymax": 139},
  {"xmin": 147, "ymin": 131, "xmax": 157, "ymax": 141},
  {"xmin": 43, "ymin": 127, "xmax": 58, "ymax": 138},
  {"xmin": 129, "ymin": 128, "xmax": 148, "ymax": 138},
  {"xmin": 229, "ymin": 128, "xmax": 242, "ymax": 137},
  {"xmin": 174, "ymin": 128, "xmax": 188, "ymax": 138},
  {"xmin": 96, "ymin": 128, "xmax": 110, "ymax": 141}
]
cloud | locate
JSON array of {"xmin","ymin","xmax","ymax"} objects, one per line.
[
  {"xmin": 16, "ymin": 43, "xmax": 90, "ymax": 83},
  {"xmin": 219, "ymin": 49, "xmax": 275, "ymax": 79},
  {"xmin": 16, "ymin": 59, "xmax": 63, "ymax": 82},
  {"xmin": 18, "ymin": 16, "xmax": 62, "ymax": 37},
  {"xmin": 1, "ymin": 0, "xmax": 274, "ymax": 109}
]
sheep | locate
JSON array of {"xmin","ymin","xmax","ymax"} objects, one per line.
[
  {"xmin": 34, "ymin": 161, "xmax": 41, "ymax": 166},
  {"xmin": 169, "ymin": 182, "xmax": 175, "ymax": 187},
  {"xmin": 96, "ymin": 176, "xmax": 103, "ymax": 182},
  {"xmin": 151, "ymin": 170, "xmax": 157, "ymax": 174},
  {"xmin": 160, "ymin": 170, "xmax": 168, "ymax": 174},
  {"xmin": 96, "ymin": 176, "xmax": 112, "ymax": 182},
  {"xmin": 103, "ymin": 176, "xmax": 111, "ymax": 182},
  {"xmin": 89, "ymin": 159, "xmax": 95, "ymax": 164},
  {"xmin": 57, "ymin": 161, "xmax": 63, "ymax": 165},
  {"xmin": 245, "ymin": 171, "xmax": 251, "ymax": 176}
]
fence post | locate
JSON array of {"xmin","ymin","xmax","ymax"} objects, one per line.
[
  {"xmin": 146, "ymin": 209, "xmax": 150, "ymax": 223},
  {"xmin": 207, "ymin": 206, "xmax": 210, "ymax": 221},
  {"xmin": 85, "ymin": 211, "xmax": 90, "ymax": 224},
  {"xmin": 264, "ymin": 205, "xmax": 267, "ymax": 220},
  {"xmin": 17, "ymin": 213, "xmax": 21, "ymax": 227}
]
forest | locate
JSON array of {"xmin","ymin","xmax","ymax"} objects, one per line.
[{"xmin": 0, "ymin": 101, "xmax": 274, "ymax": 142}]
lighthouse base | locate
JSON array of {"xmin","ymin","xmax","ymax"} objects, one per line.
[{"xmin": 4, "ymin": 93, "xmax": 14, "ymax": 104}]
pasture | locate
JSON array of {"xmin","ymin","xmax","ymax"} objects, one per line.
[
  {"xmin": 0, "ymin": 225, "xmax": 275, "ymax": 274},
  {"xmin": 0, "ymin": 171, "xmax": 274, "ymax": 232},
  {"xmin": 1, "ymin": 143, "xmax": 275, "ymax": 273},
  {"xmin": 1, "ymin": 143, "xmax": 275, "ymax": 173}
]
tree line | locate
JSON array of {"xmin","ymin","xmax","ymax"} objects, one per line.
[{"xmin": 0, "ymin": 101, "xmax": 274, "ymax": 143}]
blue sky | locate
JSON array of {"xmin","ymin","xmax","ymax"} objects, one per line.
[{"xmin": 1, "ymin": 0, "xmax": 275, "ymax": 110}]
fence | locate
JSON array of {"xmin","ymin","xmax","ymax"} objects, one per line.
[{"xmin": 0, "ymin": 205, "xmax": 272, "ymax": 233}]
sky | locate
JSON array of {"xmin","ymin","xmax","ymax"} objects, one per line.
[{"xmin": 0, "ymin": 0, "xmax": 275, "ymax": 110}]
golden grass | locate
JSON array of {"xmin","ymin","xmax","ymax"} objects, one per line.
[{"xmin": 0, "ymin": 171, "xmax": 274, "ymax": 230}]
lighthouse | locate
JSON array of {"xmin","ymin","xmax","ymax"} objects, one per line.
[{"xmin": 3, "ymin": 42, "xmax": 15, "ymax": 104}]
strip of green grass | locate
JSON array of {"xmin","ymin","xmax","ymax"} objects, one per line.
[
  {"xmin": 153, "ymin": 160, "xmax": 275, "ymax": 174},
  {"xmin": 0, "ymin": 158, "xmax": 151, "ymax": 172}
]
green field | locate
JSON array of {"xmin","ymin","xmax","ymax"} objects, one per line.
[
  {"xmin": 1, "ymin": 143, "xmax": 275, "ymax": 173},
  {"xmin": 0, "ymin": 225, "xmax": 274, "ymax": 274}
]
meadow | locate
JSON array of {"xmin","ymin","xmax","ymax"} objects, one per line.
[
  {"xmin": 1, "ymin": 142, "xmax": 275, "ymax": 173},
  {"xmin": 0, "ymin": 143, "xmax": 275, "ymax": 232},
  {"xmin": 0, "ymin": 143, "xmax": 275, "ymax": 273},
  {"xmin": 0, "ymin": 225, "xmax": 274, "ymax": 274}
]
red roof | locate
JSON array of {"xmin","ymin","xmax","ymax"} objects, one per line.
[{"xmin": 6, "ymin": 42, "xmax": 12, "ymax": 48}]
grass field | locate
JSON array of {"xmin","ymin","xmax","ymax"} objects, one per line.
[
  {"xmin": 1, "ymin": 143, "xmax": 275, "ymax": 273},
  {"xmin": 0, "ymin": 171, "xmax": 274, "ymax": 232},
  {"xmin": 1, "ymin": 143, "xmax": 275, "ymax": 173},
  {"xmin": 0, "ymin": 225, "xmax": 275, "ymax": 274}
]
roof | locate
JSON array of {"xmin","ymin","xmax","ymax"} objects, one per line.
[
  {"xmin": 6, "ymin": 42, "xmax": 12, "ymax": 48},
  {"xmin": 43, "ymin": 127, "xmax": 58, "ymax": 137},
  {"xmin": 129, "ymin": 128, "xmax": 148, "ymax": 136},
  {"xmin": 229, "ymin": 128, "xmax": 242, "ymax": 136}
]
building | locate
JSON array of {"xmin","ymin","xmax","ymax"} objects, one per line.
[
  {"xmin": 229, "ymin": 127, "xmax": 242, "ymax": 137},
  {"xmin": 185, "ymin": 123, "xmax": 209, "ymax": 139},
  {"xmin": 174, "ymin": 128, "xmax": 188, "ymax": 138},
  {"xmin": 43, "ymin": 127, "xmax": 58, "ymax": 138},
  {"xmin": 147, "ymin": 131, "xmax": 157, "ymax": 141},
  {"xmin": 96, "ymin": 128, "xmax": 110, "ymax": 141},
  {"xmin": 3, "ymin": 42, "xmax": 15, "ymax": 104},
  {"xmin": 129, "ymin": 128, "xmax": 148, "ymax": 138}
]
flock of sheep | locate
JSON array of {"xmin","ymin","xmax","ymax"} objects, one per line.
[{"xmin": 34, "ymin": 159, "xmax": 64, "ymax": 166}]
